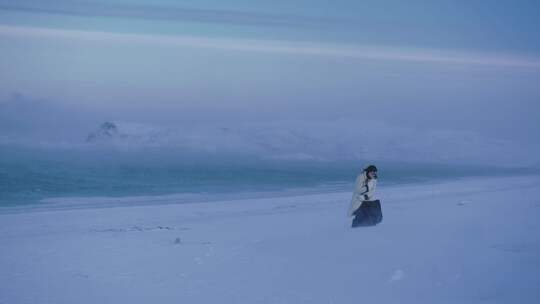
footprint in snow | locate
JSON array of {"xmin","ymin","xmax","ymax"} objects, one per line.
[
  {"xmin": 491, "ymin": 242, "xmax": 540, "ymax": 253},
  {"xmin": 273, "ymin": 205, "xmax": 297, "ymax": 210},
  {"xmin": 389, "ymin": 269, "xmax": 405, "ymax": 283},
  {"xmin": 457, "ymin": 201, "xmax": 471, "ymax": 206},
  {"xmin": 92, "ymin": 226, "xmax": 189, "ymax": 233}
]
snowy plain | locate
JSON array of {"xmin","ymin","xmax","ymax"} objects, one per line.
[{"xmin": 1, "ymin": 174, "xmax": 540, "ymax": 304}]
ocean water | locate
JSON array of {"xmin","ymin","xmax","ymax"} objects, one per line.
[{"xmin": 1, "ymin": 146, "xmax": 537, "ymax": 210}]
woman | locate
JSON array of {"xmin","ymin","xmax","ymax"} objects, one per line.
[{"xmin": 348, "ymin": 165, "xmax": 382, "ymax": 227}]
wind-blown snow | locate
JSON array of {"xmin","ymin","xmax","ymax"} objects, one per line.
[
  {"xmin": 1, "ymin": 96, "xmax": 539, "ymax": 167},
  {"xmin": 81, "ymin": 120, "xmax": 540, "ymax": 167},
  {"xmin": 1, "ymin": 175, "xmax": 540, "ymax": 303}
]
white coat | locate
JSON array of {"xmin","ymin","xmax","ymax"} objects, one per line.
[{"xmin": 347, "ymin": 171, "xmax": 377, "ymax": 217}]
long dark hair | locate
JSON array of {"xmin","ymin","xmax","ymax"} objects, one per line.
[{"xmin": 363, "ymin": 165, "xmax": 378, "ymax": 179}]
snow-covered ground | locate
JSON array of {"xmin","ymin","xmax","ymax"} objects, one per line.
[{"xmin": 1, "ymin": 175, "xmax": 540, "ymax": 304}]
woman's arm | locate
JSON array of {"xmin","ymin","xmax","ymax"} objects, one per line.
[{"xmin": 359, "ymin": 179, "xmax": 377, "ymax": 201}]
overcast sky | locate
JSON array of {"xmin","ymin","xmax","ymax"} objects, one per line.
[{"xmin": 1, "ymin": 0, "xmax": 539, "ymax": 142}]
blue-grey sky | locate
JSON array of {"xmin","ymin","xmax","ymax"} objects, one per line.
[{"xmin": 1, "ymin": 0, "xmax": 539, "ymax": 143}]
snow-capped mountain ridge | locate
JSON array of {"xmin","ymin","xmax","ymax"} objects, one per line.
[{"xmin": 83, "ymin": 120, "xmax": 540, "ymax": 167}]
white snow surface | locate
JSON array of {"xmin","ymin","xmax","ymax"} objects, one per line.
[{"xmin": 2, "ymin": 175, "xmax": 540, "ymax": 304}]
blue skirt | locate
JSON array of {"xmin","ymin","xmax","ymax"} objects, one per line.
[{"xmin": 351, "ymin": 200, "xmax": 383, "ymax": 227}]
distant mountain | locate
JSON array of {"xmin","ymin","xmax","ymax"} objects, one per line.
[
  {"xmin": 82, "ymin": 120, "xmax": 540, "ymax": 167},
  {"xmin": 86, "ymin": 122, "xmax": 119, "ymax": 142}
]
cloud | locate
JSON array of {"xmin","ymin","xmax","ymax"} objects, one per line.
[
  {"xmin": 0, "ymin": 92, "xmax": 102, "ymax": 141},
  {"xmin": 1, "ymin": 24, "xmax": 540, "ymax": 68},
  {"xmin": 0, "ymin": 0, "xmax": 340, "ymax": 28}
]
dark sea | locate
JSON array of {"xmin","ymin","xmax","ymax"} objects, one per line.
[{"xmin": 1, "ymin": 146, "xmax": 537, "ymax": 211}]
